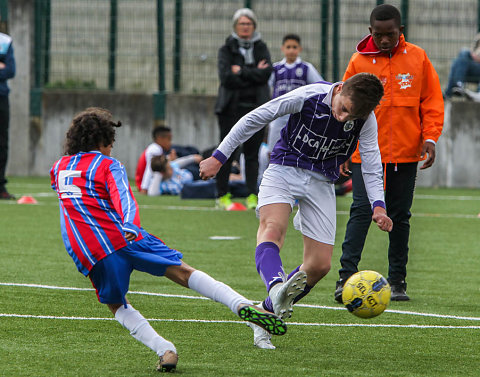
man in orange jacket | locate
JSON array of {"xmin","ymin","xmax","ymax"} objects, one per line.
[{"xmin": 335, "ymin": 4, "xmax": 444, "ymax": 302}]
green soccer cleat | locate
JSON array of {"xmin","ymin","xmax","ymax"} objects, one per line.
[
  {"xmin": 238, "ymin": 305, "xmax": 287, "ymax": 336},
  {"xmin": 245, "ymin": 193, "xmax": 258, "ymax": 210},
  {"xmin": 217, "ymin": 193, "xmax": 233, "ymax": 210}
]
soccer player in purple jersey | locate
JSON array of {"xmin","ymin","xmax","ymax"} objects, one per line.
[
  {"xmin": 268, "ymin": 34, "xmax": 323, "ymax": 152},
  {"xmin": 50, "ymin": 108, "xmax": 286, "ymax": 372},
  {"xmin": 200, "ymin": 73, "xmax": 393, "ymax": 349}
]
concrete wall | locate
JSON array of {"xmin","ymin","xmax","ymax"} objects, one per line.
[
  {"xmin": 17, "ymin": 89, "xmax": 480, "ymax": 189},
  {"xmin": 417, "ymin": 101, "xmax": 480, "ymax": 188},
  {"xmin": 8, "ymin": 0, "xmax": 32, "ymax": 176},
  {"xmin": 35, "ymin": 91, "xmax": 154, "ymax": 176},
  {"xmin": 30, "ymin": 92, "xmax": 219, "ymax": 177}
]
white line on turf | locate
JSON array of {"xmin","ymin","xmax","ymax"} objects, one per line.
[
  {"xmin": 1, "ymin": 312, "xmax": 480, "ymax": 330},
  {"xmin": 2, "ymin": 199, "xmax": 477, "ymax": 219},
  {"xmin": 2, "ymin": 282, "xmax": 480, "ymax": 322}
]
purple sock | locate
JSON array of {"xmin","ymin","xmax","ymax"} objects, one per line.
[{"xmin": 255, "ymin": 242, "xmax": 284, "ymax": 292}]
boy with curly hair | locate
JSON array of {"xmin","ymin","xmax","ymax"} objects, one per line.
[{"xmin": 50, "ymin": 107, "xmax": 286, "ymax": 372}]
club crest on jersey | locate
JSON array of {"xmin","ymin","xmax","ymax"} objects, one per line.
[
  {"xmin": 296, "ymin": 67, "xmax": 304, "ymax": 77},
  {"xmin": 343, "ymin": 120, "xmax": 354, "ymax": 132},
  {"xmin": 396, "ymin": 73, "xmax": 414, "ymax": 89}
]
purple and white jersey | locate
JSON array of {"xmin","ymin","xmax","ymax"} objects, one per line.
[
  {"xmin": 213, "ymin": 82, "xmax": 385, "ymax": 208},
  {"xmin": 269, "ymin": 58, "xmax": 323, "ymax": 98}
]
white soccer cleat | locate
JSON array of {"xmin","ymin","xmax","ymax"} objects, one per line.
[
  {"xmin": 247, "ymin": 322, "xmax": 276, "ymax": 350},
  {"xmin": 269, "ymin": 270, "xmax": 307, "ymax": 319}
]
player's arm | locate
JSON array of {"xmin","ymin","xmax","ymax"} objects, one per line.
[
  {"xmin": 306, "ymin": 62, "xmax": 323, "ymax": 83},
  {"xmin": 106, "ymin": 161, "xmax": 141, "ymax": 239},
  {"xmin": 200, "ymin": 86, "xmax": 308, "ymax": 180},
  {"xmin": 357, "ymin": 113, "xmax": 392, "ymax": 232},
  {"xmin": 419, "ymin": 54, "xmax": 444, "ymax": 170},
  {"xmin": 0, "ymin": 43, "xmax": 15, "ymax": 80},
  {"xmin": 239, "ymin": 44, "xmax": 273, "ymax": 84},
  {"xmin": 218, "ymin": 46, "xmax": 249, "ymax": 89}
]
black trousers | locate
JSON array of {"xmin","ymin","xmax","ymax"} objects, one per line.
[
  {"xmin": 0, "ymin": 96, "xmax": 10, "ymax": 192},
  {"xmin": 339, "ymin": 162, "xmax": 418, "ymax": 283},
  {"xmin": 216, "ymin": 105, "xmax": 265, "ymax": 197}
]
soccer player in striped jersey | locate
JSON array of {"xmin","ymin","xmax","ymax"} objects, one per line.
[
  {"xmin": 200, "ymin": 73, "xmax": 393, "ymax": 349},
  {"xmin": 50, "ymin": 108, "xmax": 286, "ymax": 372}
]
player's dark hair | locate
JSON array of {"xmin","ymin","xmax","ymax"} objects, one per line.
[
  {"xmin": 342, "ymin": 73, "xmax": 384, "ymax": 119},
  {"xmin": 282, "ymin": 33, "xmax": 301, "ymax": 45},
  {"xmin": 64, "ymin": 107, "xmax": 121, "ymax": 155},
  {"xmin": 370, "ymin": 4, "xmax": 402, "ymax": 28},
  {"xmin": 151, "ymin": 154, "xmax": 169, "ymax": 173},
  {"xmin": 152, "ymin": 126, "xmax": 171, "ymax": 140}
]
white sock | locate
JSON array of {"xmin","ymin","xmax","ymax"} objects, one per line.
[
  {"xmin": 115, "ymin": 304, "xmax": 176, "ymax": 356},
  {"xmin": 188, "ymin": 270, "xmax": 252, "ymax": 315}
]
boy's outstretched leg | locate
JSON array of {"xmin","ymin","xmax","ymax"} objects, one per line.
[
  {"xmin": 110, "ymin": 303, "xmax": 178, "ymax": 372},
  {"xmin": 185, "ymin": 268, "xmax": 287, "ymax": 336}
]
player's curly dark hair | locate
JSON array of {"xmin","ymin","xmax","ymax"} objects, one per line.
[
  {"xmin": 64, "ymin": 107, "xmax": 122, "ymax": 155},
  {"xmin": 342, "ymin": 72, "xmax": 384, "ymax": 119}
]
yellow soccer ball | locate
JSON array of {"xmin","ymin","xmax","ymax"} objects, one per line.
[{"xmin": 342, "ymin": 270, "xmax": 391, "ymax": 319}]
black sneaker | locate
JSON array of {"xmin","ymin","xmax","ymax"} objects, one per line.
[
  {"xmin": 0, "ymin": 191, "xmax": 15, "ymax": 200},
  {"xmin": 389, "ymin": 281, "xmax": 410, "ymax": 301},
  {"xmin": 334, "ymin": 279, "xmax": 347, "ymax": 304}
]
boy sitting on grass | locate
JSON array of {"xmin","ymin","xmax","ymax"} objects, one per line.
[{"xmin": 147, "ymin": 153, "xmax": 202, "ymax": 196}]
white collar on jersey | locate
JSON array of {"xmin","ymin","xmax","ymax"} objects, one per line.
[
  {"xmin": 279, "ymin": 56, "xmax": 303, "ymax": 68},
  {"xmin": 322, "ymin": 81, "xmax": 342, "ymax": 108}
]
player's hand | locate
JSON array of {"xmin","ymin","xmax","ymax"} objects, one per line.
[
  {"xmin": 231, "ymin": 65, "xmax": 241, "ymax": 74},
  {"xmin": 420, "ymin": 141, "xmax": 436, "ymax": 170},
  {"xmin": 257, "ymin": 59, "xmax": 269, "ymax": 69},
  {"xmin": 199, "ymin": 156, "xmax": 222, "ymax": 180},
  {"xmin": 124, "ymin": 232, "xmax": 137, "ymax": 241},
  {"xmin": 339, "ymin": 160, "xmax": 352, "ymax": 177},
  {"xmin": 193, "ymin": 154, "xmax": 203, "ymax": 164},
  {"xmin": 372, "ymin": 207, "xmax": 393, "ymax": 232}
]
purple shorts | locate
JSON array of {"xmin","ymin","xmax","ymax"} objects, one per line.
[{"xmin": 89, "ymin": 232, "xmax": 183, "ymax": 306}]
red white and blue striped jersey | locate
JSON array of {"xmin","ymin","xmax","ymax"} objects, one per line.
[{"xmin": 50, "ymin": 151, "xmax": 144, "ymax": 276}]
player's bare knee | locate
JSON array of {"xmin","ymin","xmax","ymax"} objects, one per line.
[{"xmin": 259, "ymin": 220, "xmax": 285, "ymax": 244}]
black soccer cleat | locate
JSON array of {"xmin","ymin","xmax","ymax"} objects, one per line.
[
  {"xmin": 238, "ymin": 305, "xmax": 287, "ymax": 336},
  {"xmin": 156, "ymin": 350, "xmax": 178, "ymax": 373}
]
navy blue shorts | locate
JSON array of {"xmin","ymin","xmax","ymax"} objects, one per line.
[{"xmin": 89, "ymin": 233, "xmax": 183, "ymax": 306}]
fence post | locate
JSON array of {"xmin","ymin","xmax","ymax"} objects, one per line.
[
  {"xmin": 155, "ymin": 0, "xmax": 166, "ymax": 125},
  {"xmin": 332, "ymin": 0, "xmax": 340, "ymax": 81},
  {"xmin": 478, "ymin": 0, "xmax": 480, "ymax": 32},
  {"xmin": 174, "ymin": 0, "xmax": 182, "ymax": 92},
  {"xmin": 321, "ymin": 0, "xmax": 329, "ymax": 80},
  {"xmin": 32, "ymin": 0, "xmax": 45, "ymax": 117},
  {"xmin": 401, "ymin": 0, "xmax": 409, "ymax": 40},
  {"xmin": 108, "ymin": 0, "xmax": 117, "ymax": 91},
  {"xmin": 0, "ymin": 0, "xmax": 8, "ymax": 33},
  {"xmin": 43, "ymin": 0, "xmax": 50, "ymax": 85}
]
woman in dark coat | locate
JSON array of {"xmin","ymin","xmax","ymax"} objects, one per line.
[{"xmin": 215, "ymin": 8, "xmax": 272, "ymax": 210}]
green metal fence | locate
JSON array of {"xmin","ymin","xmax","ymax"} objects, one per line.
[{"xmin": 30, "ymin": 0, "xmax": 480, "ymax": 98}]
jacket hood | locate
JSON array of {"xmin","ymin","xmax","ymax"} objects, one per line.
[{"xmin": 356, "ymin": 34, "xmax": 405, "ymax": 56}]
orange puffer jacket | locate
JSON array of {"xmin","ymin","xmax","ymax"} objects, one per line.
[{"xmin": 343, "ymin": 34, "xmax": 444, "ymax": 164}]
